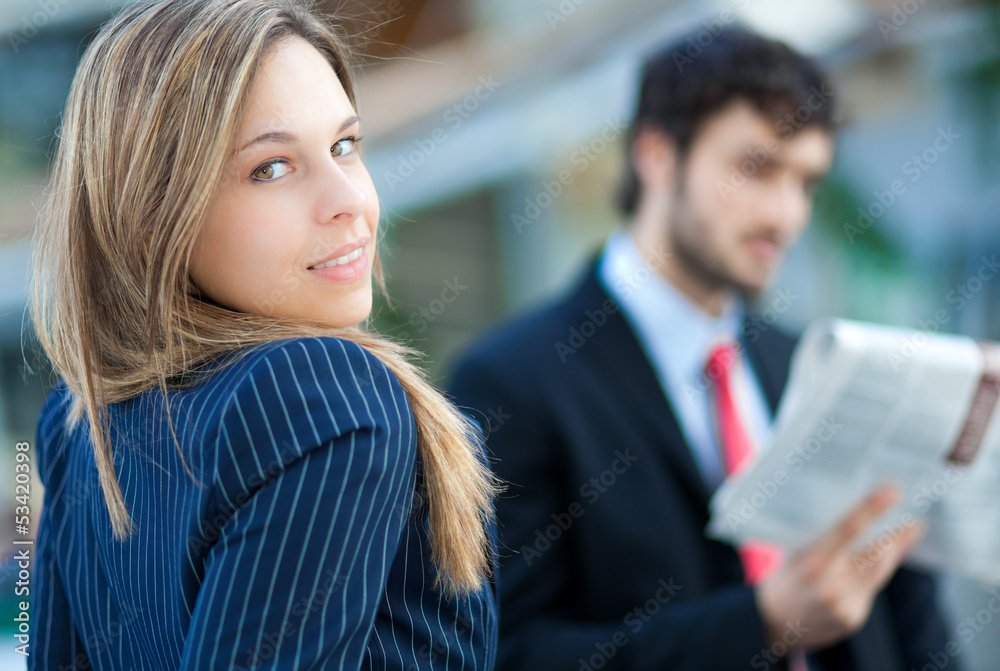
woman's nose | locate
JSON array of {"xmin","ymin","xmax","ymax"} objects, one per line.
[{"xmin": 315, "ymin": 160, "xmax": 368, "ymax": 225}]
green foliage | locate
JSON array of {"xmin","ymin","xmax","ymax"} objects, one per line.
[{"xmin": 810, "ymin": 171, "xmax": 904, "ymax": 269}]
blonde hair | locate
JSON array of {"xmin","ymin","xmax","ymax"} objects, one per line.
[{"xmin": 29, "ymin": 0, "xmax": 498, "ymax": 596}]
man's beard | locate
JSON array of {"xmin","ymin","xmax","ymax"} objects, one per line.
[{"xmin": 666, "ymin": 191, "xmax": 766, "ymax": 302}]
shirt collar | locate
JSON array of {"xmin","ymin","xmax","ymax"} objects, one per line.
[{"xmin": 598, "ymin": 229, "xmax": 745, "ymax": 382}]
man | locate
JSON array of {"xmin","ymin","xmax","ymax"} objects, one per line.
[{"xmin": 449, "ymin": 27, "xmax": 953, "ymax": 671}]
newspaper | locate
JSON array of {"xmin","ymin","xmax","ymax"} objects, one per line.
[{"xmin": 707, "ymin": 318, "xmax": 1000, "ymax": 585}]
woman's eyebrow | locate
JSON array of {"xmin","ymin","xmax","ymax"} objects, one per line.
[
  {"xmin": 238, "ymin": 115, "xmax": 361, "ymax": 154},
  {"xmin": 239, "ymin": 131, "xmax": 296, "ymax": 153},
  {"xmin": 339, "ymin": 114, "xmax": 361, "ymax": 133}
]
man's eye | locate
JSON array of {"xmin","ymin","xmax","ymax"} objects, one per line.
[
  {"xmin": 251, "ymin": 160, "xmax": 290, "ymax": 181},
  {"xmin": 332, "ymin": 135, "xmax": 362, "ymax": 158}
]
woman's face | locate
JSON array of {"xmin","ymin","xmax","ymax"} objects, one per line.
[{"xmin": 190, "ymin": 37, "xmax": 379, "ymax": 328}]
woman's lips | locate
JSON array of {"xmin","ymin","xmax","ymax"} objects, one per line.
[{"xmin": 309, "ymin": 246, "xmax": 369, "ymax": 282}]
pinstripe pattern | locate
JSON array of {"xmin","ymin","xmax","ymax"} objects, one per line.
[{"xmin": 30, "ymin": 336, "xmax": 498, "ymax": 670}]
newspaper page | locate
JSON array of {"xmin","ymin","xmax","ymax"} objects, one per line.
[{"xmin": 707, "ymin": 318, "xmax": 1000, "ymax": 585}]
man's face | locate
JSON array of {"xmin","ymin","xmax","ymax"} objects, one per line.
[{"xmin": 667, "ymin": 99, "xmax": 834, "ymax": 298}]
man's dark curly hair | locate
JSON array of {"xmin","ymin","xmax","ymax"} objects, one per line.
[{"xmin": 618, "ymin": 25, "xmax": 838, "ymax": 216}]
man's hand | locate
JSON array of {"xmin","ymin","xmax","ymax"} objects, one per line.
[{"xmin": 754, "ymin": 485, "xmax": 925, "ymax": 651}]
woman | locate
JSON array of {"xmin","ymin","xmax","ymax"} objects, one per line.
[{"xmin": 28, "ymin": 0, "xmax": 499, "ymax": 668}]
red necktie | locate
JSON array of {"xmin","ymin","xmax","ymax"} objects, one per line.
[
  {"xmin": 707, "ymin": 343, "xmax": 808, "ymax": 670},
  {"xmin": 706, "ymin": 342, "xmax": 784, "ymax": 584}
]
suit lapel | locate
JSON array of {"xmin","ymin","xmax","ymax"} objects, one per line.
[
  {"xmin": 742, "ymin": 324, "xmax": 797, "ymax": 417},
  {"xmin": 743, "ymin": 331, "xmax": 783, "ymax": 416},
  {"xmin": 568, "ymin": 265, "xmax": 714, "ymax": 507}
]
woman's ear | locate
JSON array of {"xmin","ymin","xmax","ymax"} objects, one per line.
[{"xmin": 631, "ymin": 124, "xmax": 678, "ymax": 196}]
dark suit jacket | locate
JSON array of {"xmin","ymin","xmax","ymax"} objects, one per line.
[
  {"xmin": 448, "ymin": 261, "xmax": 952, "ymax": 671},
  {"xmin": 32, "ymin": 336, "xmax": 497, "ymax": 670}
]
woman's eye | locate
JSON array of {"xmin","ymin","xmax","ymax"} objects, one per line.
[
  {"xmin": 332, "ymin": 136, "xmax": 361, "ymax": 158},
  {"xmin": 251, "ymin": 160, "xmax": 290, "ymax": 181}
]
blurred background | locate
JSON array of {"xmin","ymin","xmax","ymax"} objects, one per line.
[{"xmin": 2, "ymin": 0, "xmax": 1000, "ymax": 667}]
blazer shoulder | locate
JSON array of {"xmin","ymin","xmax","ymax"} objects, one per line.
[
  {"xmin": 219, "ymin": 336, "xmax": 406, "ymax": 405},
  {"xmin": 208, "ymin": 336, "xmax": 416, "ymax": 495},
  {"xmin": 454, "ymin": 273, "xmax": 601, "ymax": 377}
]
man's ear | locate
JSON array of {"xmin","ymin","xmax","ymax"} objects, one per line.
[{"xmin": 631, "ymin": 124, "xmax": 678, "ymax": 195}]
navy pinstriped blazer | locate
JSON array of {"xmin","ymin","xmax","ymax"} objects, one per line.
[{"xmin": 30, "ymin": 336, "xmax": 498, "ymax": 670}]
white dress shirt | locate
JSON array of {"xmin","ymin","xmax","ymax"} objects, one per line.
[{"xmin": 597, "ymin": 230, "xmax": 774, "ymax": 490}]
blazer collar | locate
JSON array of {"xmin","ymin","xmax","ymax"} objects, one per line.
[
  {"xmin": 565, "ymin": 259, "xmax": 790, "ymax": 507},
  {"xmin": 565, "ymin": 260, "xmax": 713, "ymax": 505}
]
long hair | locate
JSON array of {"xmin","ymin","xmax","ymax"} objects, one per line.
[{"xmin": 29, "ymin": 0, "xmax": 498, "ymax": 596}]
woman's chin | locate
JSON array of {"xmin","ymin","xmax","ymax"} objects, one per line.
[{"xmin": 313, "ymin": 293, "xmax": 373, "ymax": 329}]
